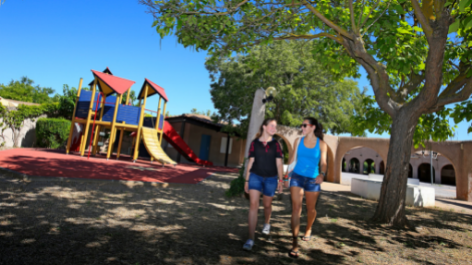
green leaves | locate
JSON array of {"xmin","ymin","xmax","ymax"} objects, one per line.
[
  {"xmin": 207, "ymin": 41, "xmax": 365, "ymax": 136},
  {"xmin": 0, "ymin": 76, "xmax": 58, "ymax": 104},
  {"xmin": 449, "ymin": 20, "xmax": 460, "ymax": 34},
  {"xmin": 351, "ymin": 96, "xmax": 460, "ymax": 148},
  {"xmin": 459, "ymin": 0, "xmax": 472, "ymax": 12}
]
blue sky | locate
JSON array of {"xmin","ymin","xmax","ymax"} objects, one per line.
[{"xmin": 0, "ymin": 0, "xmax": 470, "ymax": 140}]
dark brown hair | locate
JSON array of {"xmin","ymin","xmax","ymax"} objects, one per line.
[
  {"xmin": 304, "ymin": 117, "xmax": 324, "ymax": 140},
  {"xmin": 255, "ymin": 118, "xmax": 277, "ymax": 139}
]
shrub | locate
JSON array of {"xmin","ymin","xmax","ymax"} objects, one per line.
[
  {"xmin": 225, "ymin": 159, "xmax": 246, "ymax": 197},
  {"xmin": 36, "ymin": 118, "xmax": 71, "ymax": 149}
]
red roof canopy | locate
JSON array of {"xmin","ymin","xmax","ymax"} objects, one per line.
[
  {"xmin": 138, "ymin": 78, "xmax": 169, "ymax": 102},
  {"xmin": 91, "ymin": 70, "xmax": 135, "ymax": 95}
]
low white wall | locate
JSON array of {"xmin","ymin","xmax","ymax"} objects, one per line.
[
  {"xmin": 351, "ymin": 178, "xmax": 435, "ymax": 207},
  {"xmin": 368, "ymin": 173, "xmax": 420, "ymax": 185},
  {"xmin": 341, "ymin": 172, "xmax": 369, "ymax": 185},
  {"xmin": 0, "ymin": 115, "xmax": 46, "ymax": 148}
]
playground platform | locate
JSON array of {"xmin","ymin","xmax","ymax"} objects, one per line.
[{"xmin": 0, "ymin": 148, "xmax": 237, "ymax": 184}]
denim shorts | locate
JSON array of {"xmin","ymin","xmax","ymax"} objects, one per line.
[
  {"xmin": 290, "ymin": 172, "xmax": 321, "ymax": 192},
  {"xmin": 248, "ymin": 173, "xmax": 278, "ymax": 197}
]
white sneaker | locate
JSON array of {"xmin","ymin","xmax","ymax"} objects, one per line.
[
  {"xmin": 262, "ymin": 224, "xmax": 271, "ymax": 235},
  {"xmin": 242, "ymin": 239, "xmax": 254, "ymax": 251}
]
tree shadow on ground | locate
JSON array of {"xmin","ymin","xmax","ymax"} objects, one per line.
[{"xmin": 0, "ymin": 170, "xmax": 471, "ymax": 264}]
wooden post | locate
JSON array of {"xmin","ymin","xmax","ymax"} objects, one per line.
[
  {"xmin": 116, "ymin": 90, "xmax": 130, "ymax": 159},
  {"xmin": 159, "ymin": 101, "xmax": 167, "ymax": 142},
  {"xmin": 106, "ymin": 95, "xmax": 121, "ymax": 159},
  {"xmin": 155, "ymin": 97, "xmax": 162, "ymax": 130},
  {"xmin": 66, "ymin": 78, "xmax": 83, "ymax": 154},
  {"xmin": 132, "ymin": 85, "xmax": 149, "ymax": 162},
  {"xmin": 92, "ymin": 93, "xmax": 106, "ymax": 155},
  {"xmin": 150, "ymin": 97, "xmax": 163, "ymax": 162},
  {"xmin": 80, "ymin": 79, "xmax": 97, "ymax": 156}
]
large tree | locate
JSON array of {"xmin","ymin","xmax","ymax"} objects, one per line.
[
  {"xmin": 207, "ymin": 41, "xmax": 365, "ymax": 135},
  {"xmin": 141, "ymin": 0, "xmax": 472, "ymax": 225}
]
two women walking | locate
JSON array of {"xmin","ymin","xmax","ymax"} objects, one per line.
[{"xmin": 242, "ymin": 117, "xmax": 328, "ymax": 258}]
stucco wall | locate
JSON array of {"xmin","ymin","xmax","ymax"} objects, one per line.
[
  {"xmin": 0, "ymin": 115, "xmax": 46, "ymax": 148},
  {"xmin": 274, "ymin": 125, "xmax": 472, "ymax": 202}
]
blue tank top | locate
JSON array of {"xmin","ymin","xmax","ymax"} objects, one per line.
[{"xmin": 294, "ymin": 137, "xmax": 320, "ymax": 178}]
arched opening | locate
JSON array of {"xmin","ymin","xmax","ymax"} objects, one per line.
[
  {"xmin": 441, "ymin": 164, "xmax": 456, "ymax": 186},
  {"xmin": 363, "ymin": 159, "xmax": 375, "ymax": 174},
  {"xmin": 418, "ymin": 163, "xmax": 436, "ymax": 183},
  {"xmin": 349, "ymin": 158, "xmax": 360, "ymax": 173},
  {"xmin": 273, "ymin": 134, "xmax": 292, "ymax": 165},
  {"xmin": 342, "ymin": 158, "xmax": 346, "ymax": 172},
  {"xmin": 408, "ymin": 164, "xmax": 413, "ymax": 178},
  {"xmin": 379, "ymin": 161, "xmax": 385, "ymax": 175}
]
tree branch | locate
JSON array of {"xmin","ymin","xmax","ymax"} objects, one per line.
[
  {"xmin": 421, "ymin": 0, "xmax": 435, "ymax": 21},
  {"xmin": 357, "ymin": 0, "xmax": 367, "ymax": 28},
  {"xmin": 349, "ymin": 0, "xmax": 358, "ymax": 34},
  {"xmin": 399, "ymin": 72, "xmax": 425, "ymax": 100},
  {"xmin": 360, "ymin": 0, "xmax": 380, "ymax": 29},
  {"xmin": 301, "ymin": 0, "xmax": 354, "ymax": 40},
  {"xmin": 178, "ymin": 0, "xmax": 250, "ymax": 16},
  {"xmin": 274, "ymin": 33, "xmax": 343, "ymax": 44},
  {"xmin": 340, "ymin": 36, "xmax": 399, "ymax": 116},
  {"xmin": 362, "ymin": 1, "xmax": 391, "ymax": 37},
  {"xmin": 410, "ymin": 0, "xmax": 433, "ymax": 37},
  {"xmin": 434, "ymin": 77, "xmax": 472, "ymax": 108}
]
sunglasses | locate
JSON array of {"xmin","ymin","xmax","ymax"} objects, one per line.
[{"xmin": 300, "ymin": 124, "xmax": 312, "ymax": 128}]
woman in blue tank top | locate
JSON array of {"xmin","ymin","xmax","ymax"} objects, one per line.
[{"xmin": 284, "ymin": 117, "xmax": 327, "ymax": 258}]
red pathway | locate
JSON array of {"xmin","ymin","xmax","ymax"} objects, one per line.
[{"xmin": 0, "ymin": 148, "xmax": 238, "ymax": 184}]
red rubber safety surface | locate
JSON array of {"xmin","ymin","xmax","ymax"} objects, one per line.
[{"xmin": 0, "ymin": 149, "xmax": 238, "ymax": 184}]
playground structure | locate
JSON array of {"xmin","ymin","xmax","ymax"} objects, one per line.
[{"xmin": 65, "ymin": 69, "xmax": 212, "ymax": 166}]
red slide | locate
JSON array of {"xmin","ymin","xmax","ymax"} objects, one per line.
[{"xmin": 162, "ymin": 121, "xmax": 213, "ymax": 166}]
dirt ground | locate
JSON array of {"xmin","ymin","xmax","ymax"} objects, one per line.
[{"xmin": 0, "ymin": 169, "xmax": 471, "ymax": 265}]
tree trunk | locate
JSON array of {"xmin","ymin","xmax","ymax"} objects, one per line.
[{"xmin": 371, "ymin": 108, "xmax": 420, "ymax": 226}]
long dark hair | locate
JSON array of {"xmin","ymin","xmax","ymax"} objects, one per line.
[
  {"xmin": 255, "ymin": 118, "xmax": 277, "ymax": 139},
  {"xmin": 304, "ymin": 117, "xmax": 324, "ymax": 140}
]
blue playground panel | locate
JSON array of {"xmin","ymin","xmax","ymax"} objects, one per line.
[
  {"xmin": 75, "ymin": 91, "xmax": 116, "ymax": 119},
  {"xmin": 116, "ymin": 105, "xmax": 142, "ymax": 125}
]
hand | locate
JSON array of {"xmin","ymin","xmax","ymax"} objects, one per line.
[
  {"xmin": 277, "ymin": 182, "xmax": 283, "ymax": 193},
  {"xmin": 284, "ymin": 179, "xmax": 290, "ymax": 188},
  {"xmin": 244, "ymin": 182, "xmax": 249, "ymax": 194},
  {"xmin": 315, "ymin": 174, "xmax": 324, "ymax": 184}
]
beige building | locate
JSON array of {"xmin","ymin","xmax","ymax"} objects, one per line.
[{"xmin": 343, "ymin": 147, "xmax": 456, "ymax": 185}]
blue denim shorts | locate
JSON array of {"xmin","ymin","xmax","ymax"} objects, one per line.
[
  {"xmin": 290, "ymin": 172, "xmax": 321, "ymax": 192},
  {"xmin": 248, "ymin": 173, "xmax": 278, "ymax": 197}
]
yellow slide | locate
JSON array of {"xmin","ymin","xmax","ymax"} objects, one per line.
[{"xmin": 141, "ymin": 127, "xmax": 177, "ymax": 165}]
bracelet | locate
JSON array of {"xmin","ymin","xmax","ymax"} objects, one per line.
[
  {"xmin": 283, "ymin": 178, "xmax": 290, "ymax": 182},
  {"xmin": 278, "ymin": 179, "xmax": 284, "ymax": 183}
]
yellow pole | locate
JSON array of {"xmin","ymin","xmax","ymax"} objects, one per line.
[
  {"xmin": 159, "ymin": 101, "xmax": 167, "ymax": 143},
  {"xmin": 106, "ymin": 95, "xmax": 121, "ymax": 159},
  {"xmin": 149, "ymin": 97, "xmax": 163, "ymax": 162},
  {"xmin": 66, "ymin": 78, "xmax": 83, "ymax": 154},
  {"xmin": 155, "ymin": 97, "xmax": 162, "ymax": 130},
  {"xmin": 116, "ymin": 90, "xmax": 130, "ymax": 159},
  {"xmin": 132, "ymin": 85, "xmax": 149, "ymax": 162},
  {"xmin": 92, "ymin": 93, "xmax": 106, "ymax": 155},
  {"xmin": 80, "ymin": 79, "xmax": 97, "ymax": 156}
]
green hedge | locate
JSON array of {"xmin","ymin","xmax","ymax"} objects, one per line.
[
  {"xmin": 225, "ymin": 159, "xmax": 247, "ymax": 197},
  {"xmin": 36, "ymin": 118, "xmax": 71, "ymax": 149}
]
